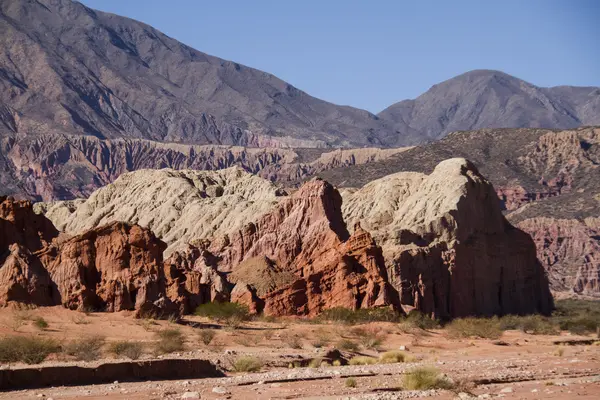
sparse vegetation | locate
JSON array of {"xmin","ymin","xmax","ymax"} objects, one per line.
[
  {"xmin": 310, "ymin": 329, "xmax": 331, "ymax": 348},
  {"xmin": 198, "ymin": 329, "xmax": 216, "ymax": 345},
  {"xmin": 108, "ymin": 341, "xmax": 143, "ymax": 360},
  {"xmin": 379, "ymin": 350, "xmax": 412, "ymax": 364},
  {"xmin": 0, "ymin": 336, "xmax": 60, "ymax": 364},
  {"xmin": 352, "ymin": 326, "xmax": 386, "ymax": 350},
  {"xmin": 33, "ymin": 316, "xmax": 49, "ymax": 330},
  {"xmin": 63, "ymin": 335, "xmax": 105, "ymax": 361},
  {"xmin": 336, "ymin": 339, "xmax": 359, "ymax": 352},
  {"xmin": 72, "ymin": 314, "xmax": 90, "ymax": 325},
  {"xmin": 232, "ymin": 356, "xmax": 263, "ymax": 372},
  {"xmin": 9, "ymin": 311, "xmax": 30, "ymax": 332},
  {"xmin": 318, "ymin": 307, "xmax": 401, "ymax": 325},
  {"xmin": 349, "ymin": 356, "xmax": 377, "ymax": 365},
  {"xmin": 447, "ymin": 317, "xmax": 503, "ymax": 339},
  {"xmin": 553, "ymin": 300, "xmax": 600, "ymax": 335},
  {"xmin": 345, "ymin": 377, "xmax": 357, "ymax": 388},
  {"xmin": 402, "ymin": 367, "xmax": 454, "ymax": 390},
  {"xmin": 195, "ymin": 302, "xmax": 250, "ymax": 327},
  {"xmin": 398, "ymin": 311, "xmax": 440, "ymax": 332},
  {"xmin": 282, "ymin": 333, "xmax": 303, "ymax": 349},
  {"xmin": 153, "ymin": 329, "xmax": 185, "ymax": 355},
  {"xmin": 499, "ymin": 315, "xmax": 558, "ymax": 335}
]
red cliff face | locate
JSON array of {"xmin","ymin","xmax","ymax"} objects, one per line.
[{"xmin": 517, "ymin": 217, "xmax": 599, "ymax": 297}]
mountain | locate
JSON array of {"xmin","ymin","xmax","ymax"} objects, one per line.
[
  {"xmin": 0, "ymin": 0, "xmax": 409, "ymax": 149},
  {"xmin": 379, "ymin": 70, "xmax": 600, "ymax": 141}
]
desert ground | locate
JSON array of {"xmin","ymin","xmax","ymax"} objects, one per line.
[{"xmin": 0, "ymin": 306, "xmax": 598, "ymax": 400}]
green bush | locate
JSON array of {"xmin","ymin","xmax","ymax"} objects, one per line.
[
  {"xmin": 108, "ymin": 341, "xmax": 143, "ymax": 360},
  {"xmin": 398, "ymin": 311, "xmax": 440, "ymax": 332},
  {"xmin": 0, "ymin": 336, "xmax": 60, "ymax": 364},
  {"xmin": 63, "ymin": 335, "xmax": 105, "ymax": 361},
  {"xmin": 553, "ymin": 300, "xmax": 600, "ymax": 335},
  {"xmin": 33, "ymin": 317, "xmax": 49, "ymax": 330},
  {"xmin": 402, "ymin": 367, "xmax": 454, "ymax": 390},
  {"xmin": 195, "ymin": 302, "xmax": 250, "ymax": 326},
  {"xmin": 499, "ymin": 315, "xmax": 558, "ymax": 335},
  {"xmin": 318, "ymin": 307, "xmax": 401, "ymax": 324},
  {"xmin": 232, "ymin": 356, "xmax": 263, "ymax": 372},
  {"xmin": 447, "ymin": 317, "xmax": 503, "ymax": 339},
  {"xmin": 154, "ymin": 329, "xmax": 185, "ymax": 355}
]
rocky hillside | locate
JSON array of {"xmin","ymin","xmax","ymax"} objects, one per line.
[
  {"xmin": 35, "ymin": 167, "xmax": 286, "ymax": 256},
  {"xmin": 320, "ymin": 127, "xmax": 600, "ymax": 298},
  {"xmin": 0, "ymin": 132, "xmax": 408, "ymax": 201},
  {"xmin": 380, "ymin": 70, "xmax": 600, "ymax": 141},
  {"xmin": 0, "ymin": 0, "xmax": 404, "ymax": 149}
]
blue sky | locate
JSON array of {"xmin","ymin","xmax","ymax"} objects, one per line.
[{"xmin": 80, "ymin": 0, "xmax": 599, "ymax": 113}]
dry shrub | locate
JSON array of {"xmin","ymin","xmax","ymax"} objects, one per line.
[
  {"xmin": 0, "ymin": 336, "xmax": 60, "ymax": 364},
  {"xmin": 446, "ymin": 318, "xmax": 503, "ymax": 339},
  {"xmin": 282, "ymin": 333, "xmax": 303, "ymax": 349},
  {"xmin": 345, "ymin": 377, "xmax": 357, "ymax": 388},
  {"xmin": 379, "ymin": 350, "xmax": 412, "ymax": 364},
  {"xmin": 336, "ymin": 339, "xmax": 359, "ymax": 352},
  {"xmin": 352, "ymin": 326, "xmax": 387, "ymax": 350},
  {"xmin": 232, "ymin": 356, "xmax": 263, "ymax": 372},
  {"xmin": 402, "ymin": 367, "xmax": 454, "ymax": 390},
  {"xmin": 153, "ymin": 329, "xmax": 184, "ymax": 355},
  {"xmin": 198, "ymin": 329, "xmax": 216, "ymax": 345},
  {"xmin": 349, "ymin": 356, "xmax": 377, "ymax": 365},
  {"xmin": 108, "ymin": 341, "xmax": 143, "ymax": 360},
  {"xmin": 195, "ymin": 302, "xmax": 250, "ymax": 328},
  {"xmin": 63, "ymin": 335, "xmax": 105, "ymax": 361}
]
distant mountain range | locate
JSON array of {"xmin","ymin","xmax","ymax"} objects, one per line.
[{"xmin": 1, "ymin": 0, "xmax": 599, "ymax": 148}]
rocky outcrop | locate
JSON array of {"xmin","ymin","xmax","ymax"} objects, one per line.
[
  {"xmin": 39, "ymin": 222, "xmax": 175, "ymax": 314},
  {"xmin": 0, "ymin": 196, "xmax": 58, "ymax": 306},
  {"xmin": 36, "ymin": 167, "xmax": 286, "ymax": 256},
  {"xmin": 516, "ymin": 217, "xmax": 599, "ymax": 297},
  {"xmin": 342, "ymin": 158, "xmax": 553, "ymax": 319},
  {"xmin": 209, "ymin": 179, "xmax": 400, "ymax": 316}
]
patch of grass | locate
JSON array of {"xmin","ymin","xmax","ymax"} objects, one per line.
[
  {"xmin": 379, "ymin": 350, "xmax": 412, "ymax": 364},
  {"xmin": 0, "ymin": 336, "xmax": 60, "ymax": 364},
  {"xmin": 195, "ymin": 302, "xmax": 250, "ymax": 327},
  {"xmin": 553, "ymin": 299, "xmax": 600, "ymax": 335},
  {"xmin": 500, "ymin": 315, "xmax": 558, "ymax": 335},
  {"xmin": 234, "ymin": 334, "xmax": 261, "ymax": 347},
  {"xmin": 349, "ymin": 356, "xmax": 377, "ymax": 365},
  {"xmin": 310, "ymin": 328, "xmax": 331, "ymax": 348},
  {"xmin": 108, "ymin": 341, "xmax": 143, "ymax": 360},
  {"xmin": 345, "ymin": 377, "xmax": 357, "ymax": 388},
  {"xmin": 63, "ymin": 335, "xmax": 105, "ymax": 361},
  {"xmin": 308, "ymin": 357, "xmax": 324, "ymax": 368},
  {"xmin": 318, "ymin": 307, "xmax": 401, "ymax": 325},
  {"xmin": 336, "ymin": 339, "xmax": 359, "ymax": 352},
  {"xmin": 198, "ymin": 329, "xmax": 216, "ymax": 345},
  {"xmin": 232, "ymin": 356, "xmax": 263, "ymax": 372},
  {"xmin": 153, "ymin": 329, "xmax": 185, "ymax": 355},
  {"xmin": 9, "ymin": 311, "xmax": 30, "ymax": 332},
  {"xmin": 402, "ymin": 367, "xmax": 454, "ymax": 390},
  {"xmin": 446, "ymin": 317, "xmax": 503, "ymax": 339},
  {"xmin": 33, "ymin": 316, "xmax": 49, "ymax": 331}
]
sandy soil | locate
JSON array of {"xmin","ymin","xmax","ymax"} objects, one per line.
[{"xmin": 0, "ymin": 307, "xmax": 598, "ymax": 399}]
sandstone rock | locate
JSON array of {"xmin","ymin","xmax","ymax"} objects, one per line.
[
  {"xmin": 40, "ymin": 222, "xmax": 175, "ymax": 314},
  {"xmin": 210, "ymin": 179, "xmax": 400, "ymax": 316},
  {"xmin": 0, "ymin": 196, "xmax": 58, "ymax": 306},
  {"xmin": 36, "ymin": 167, "xmax": 285, "ymax": 256},
  {"xmin": 163, "ymin": 245, "xmax": 230, "ymax": 314},
  {"xmin": 343, "ymin": 158, "xmax": 553, "ymax": 318},
  {"xmin": 516, "ymin": 217, "xmax": 599, "ymax": 297}
]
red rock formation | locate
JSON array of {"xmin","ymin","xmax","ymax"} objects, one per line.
[
  {"xmin": 0, "ymin": 196, "xmax": 57, "ymax": 306},
  {"xmin": 40, "ymin": 222, "xmax": 175, "ymax": 314},
  {"xmin": 517, "ymin": 217, "xmax": 599, "ymax": 297},
  {"xmin": 163, "ymin": 245, "xmax": 229, "ymax": 314},
  {"xmin": 210, "ymin": 179, "xmax": 400, "ymax": 316}
]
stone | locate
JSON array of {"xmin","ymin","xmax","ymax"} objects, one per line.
[
  {"xmin": 212, "ymin": 386, "xmax": 228, "ymax": 394},
  {"xmin": 342, "ymin": 158, "xmax": 553, "ymax": 318},
  {"xmin": 181, "ymin": 392, "xmax": 200, "ymax": 399},
  {"xmin": 500, "ymin": 387, "xmax": 514, "ymax": 393}
]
